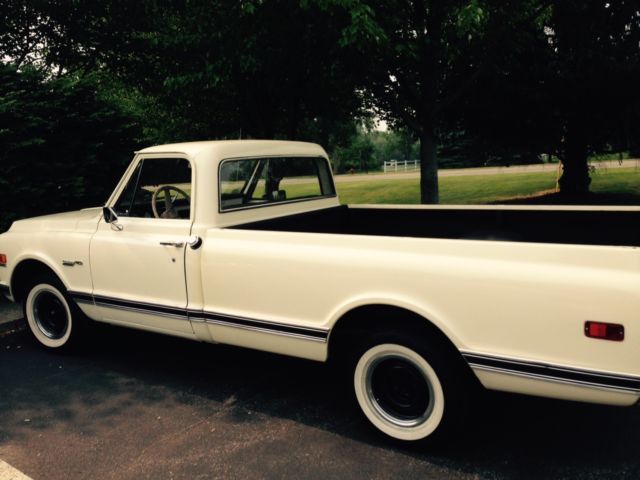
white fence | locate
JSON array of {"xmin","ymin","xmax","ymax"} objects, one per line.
[{"xmin": 383, "ymin": 159, "xmax": 420, "ymax": 173}]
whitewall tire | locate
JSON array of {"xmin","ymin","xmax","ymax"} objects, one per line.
[
  {"xmin": 23, "ymin": 274, "xmax": 87, "ymax": 351},
  {"xmin": 354, "ymin": 343, "xmax": 446, "ymax": 441},
  {"xmin": 351, "ymin": 331, "xmax": 469, "ymax": 444}
]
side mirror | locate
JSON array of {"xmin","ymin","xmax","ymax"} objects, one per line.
[{"xmin": 103, "ymin": 206, "xmax": 123, "ymax": 231}]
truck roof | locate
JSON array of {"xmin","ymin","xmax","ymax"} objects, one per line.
[{"xmin": 136, "ymin": 140, "xmax": 327, "ymax": 161}]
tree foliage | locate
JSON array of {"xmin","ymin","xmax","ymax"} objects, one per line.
[
  {"xmin": 310, "ymin": 0, "xmax": 550, "ymax": 202},
  {"xmin": 331, "ymin": 124, "xmax": 377, "ymax": 173},
  {"xmin": 0, "ymin": 64, "xmax": 142, "ymax": 231},
  {"xmin": 1, "ymin": 0, "xmax": 638, "ymax": 218},
  {"xmin": 16, "ymin": 0, "xmax": 366, "ymax": 144},
  {"xmin": 311, "ymin": 0, "xmax": 640, "ymax": 198},
  {"xmin": 545, "ymin": 1, "xmax": 640, "ymax": 194},
  {"xmin": 459, "ymin": 1, "xmax": 640, "ymax": 195}
]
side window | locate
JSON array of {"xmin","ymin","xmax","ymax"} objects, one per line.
[
  {"xmin": 113, "ymin": 158, "xmax": 192, "ymax": 219},
  {"xmin": 219, "ymin": 156, "xmax": 335, "ymax": 211}
]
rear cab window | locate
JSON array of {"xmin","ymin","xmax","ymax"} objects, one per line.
[{"xmin": 219, "ymin": 156, "xmax": 335, "ymax": 212}]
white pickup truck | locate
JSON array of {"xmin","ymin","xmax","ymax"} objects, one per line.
[{"xmin": 1, "ymin": 140, "xmax": 639, "ymax": 443}]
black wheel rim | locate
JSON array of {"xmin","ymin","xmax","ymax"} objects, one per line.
[
  {"xmin": 370, "ymin": 357, "xmax": 431, "ymax": 422},
  {"xmin": 33, "ymin": 291, "xmax": 69, "ymax": 339}
]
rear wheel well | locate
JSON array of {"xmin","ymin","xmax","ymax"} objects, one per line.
[
  {"xmin": 330, "ymin": 304, "xmax": 481, "ymax": 443},
  {"xmin": 328, "ymin": 305, "xmax": 466, "ymax": 370},
  {"xmin": 11, "ymin": 260, "xmax": 62, "ymax": 303}
]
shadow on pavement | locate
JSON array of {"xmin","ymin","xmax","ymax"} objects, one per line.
[{"xmin": 1, "ymin": 324, "xmax": 639, "ymax": 479}]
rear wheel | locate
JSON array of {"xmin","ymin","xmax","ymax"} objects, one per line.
[
  {"xmin": 24, "ymin": 274, "xmax": 88, "ymax": 351},
  {"xmin": 352, "ymin": 331, "xmax": 468, "ymax": 444}
]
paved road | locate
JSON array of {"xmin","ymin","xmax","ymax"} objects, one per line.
[
  {"xmin": 334, "ymin": 159, "xmax": 640, "ymax": 183},
  {"xmin": 0, "ymin": 301, "xmax": 21, "ymax": 325},
  {"xmin": 1, "ymin": 325, "xmax": 639, "ymax": 480}
]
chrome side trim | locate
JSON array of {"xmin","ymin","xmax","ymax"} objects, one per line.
[
  {"xmin": 470, "ymin": 364, "xmax": 639, "ymax": 394},
  {"xmin": 188, "ymin": 316, "xmax": 207, "ymax": 323},
  {"xmin": 92, "ymin": 294, "xmax": 188, "ymax": 320},
  {"xmin": 93, "ymin": 301, "xmax": 188, "ymax": 321},
  {"xmin": 67, "ymin": 291, "xmax": 329, "ymax": 342},
  {"xmin": 68, "ymin": 291, "xmax": 93, "ymax": 304},
  {"xmin": 461, "ymin": 351, "xmax": 640, "ymax": 393},
  {"xmin": 198, "ymin": 310, "xmax": 328, "ymax": 340},
  {"xmin": 203, "ymin": 317, "xmax": 327, "ymax": 343}
]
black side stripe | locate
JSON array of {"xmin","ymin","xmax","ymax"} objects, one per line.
[
  {"xmin": 463, "ymin": 352, "xmax": 640, "ymax": 393},
  {"xmin": 69, "ymin": 291, "xmax": 93, "ymax": 304},
  {"xmin": 198, "ymin": 311, "xmax": 328, "ymax": 341},
  {"xmin": 71, "ymin": 291, "xmax": 187, "ymax": 319},
  {"xmin": 93, "ymin": 294, "xmax": 188, "ymax": 319},
  {"xmin": 68, "ymin": 291, "xmax": 328, "ymax": 341}
]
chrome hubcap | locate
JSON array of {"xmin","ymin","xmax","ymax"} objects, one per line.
[{"xmin": 366, "ymin": 355, "xmax": 433, "ymax": 427}]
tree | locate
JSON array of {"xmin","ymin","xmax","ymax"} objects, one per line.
[
  {"xmin": 547, "ymin": 1, "xmax": 640, "ymax": 195},
  {"xmin": 13, "ymin": 0, "xmax": 367, "ymax": 145},
  {"xmin": 451, "ymin": 1, "xmax": 640, "ymax": 196},
  {"xmin": 6, "ymin": 0, "xmax": 635, "ymax": 205},
  {"xmin": 312, "ymin": 0, "xmax": 552, "ymax": 203},
  {"xmin": 0, "ymin": 1, "xmax": 373, "ymax": 226},
  {"xmin": 332, "ymin": 124, "xmax": 377, "ymax": 173},
  {"xmin": 0, "ymin": 64, "xmax": 142, "ymax": 231},
  {"xmin": 0, "ymin": 1, "xmax": 56, "ymax": 71},
  {"xmin": 369, "ymin": 129, "xmax": 419, "ymax": 166}
]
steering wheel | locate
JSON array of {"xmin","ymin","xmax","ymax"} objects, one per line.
[{"xmin": 151, "ymin": 185, "xmax": 191, "ymax": 219}]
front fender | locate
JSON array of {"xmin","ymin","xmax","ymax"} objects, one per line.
[{"xmin": 3, "ymin": 230, "xmax": 94, "ymax": 300}]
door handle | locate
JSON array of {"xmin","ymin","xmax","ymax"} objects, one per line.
[
  {"xmin": 188, "ymin": 236, "xmax": 202, "ymax": 250},
  {"xmin": 159, "ymin": 241, "xmax": 185, "ymax": 248}
]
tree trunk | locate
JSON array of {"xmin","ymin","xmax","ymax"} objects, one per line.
[
  {"xmin": 558, "ymin": 121, "xmax": 591, "ymax": 196},
  {"xmin": 419, "ymin": 129, "xmax": 439, "ymax": 204}
]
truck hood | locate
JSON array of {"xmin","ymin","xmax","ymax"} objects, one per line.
[{"xmin": 9, "ymin": 207, "xmax": 103, "ymax": 234}]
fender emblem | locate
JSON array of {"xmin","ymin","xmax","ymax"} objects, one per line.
[{"xmin": 62, "ymin": 260, "xmax": 84, "ymax": 267}]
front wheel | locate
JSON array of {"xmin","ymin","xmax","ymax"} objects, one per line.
[
  {"xmin": 352, "ymin": 332, "xmax": 468, "ymax": 444},
  {"xmin": 24, "ymin": 274, "xmax": 88, "ymax": 351}
]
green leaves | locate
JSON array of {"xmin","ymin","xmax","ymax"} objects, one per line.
[
  {"xmin": 341, "ymin": 2, "xmax": 385, "ymax": 48},
  {"xmin": 455, "ymin": 0, "xmax": 487, "ymax": 40},
  {"xmin": 0, "ymin": 64, "xmax": 142, "ymax": 232}
]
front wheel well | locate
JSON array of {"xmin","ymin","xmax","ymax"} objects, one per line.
[{"xmin": 11, "ymin": 259, "xmax": 63, "ymax": 303}]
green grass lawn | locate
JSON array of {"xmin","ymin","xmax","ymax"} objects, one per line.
[{"xmin": 336, "ymin": 168, "xmax": 640, "ymax": 205}]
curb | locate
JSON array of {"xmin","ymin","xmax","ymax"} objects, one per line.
[{"xmin": 0, "ymin": 318, "xmax": 26, "ymax": 338}]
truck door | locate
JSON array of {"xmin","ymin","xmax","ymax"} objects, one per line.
[{"xmin": 89, "ymin": 155, "xmax": 194, "ymax": 335}]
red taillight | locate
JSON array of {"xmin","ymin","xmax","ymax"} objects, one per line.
[
  {"xmin": 585, "ymin": 321, "xmax": 624, "ymax": 341},
  {"xmin": 0, "ymin": 254, "xmax": 6, "ymax": 266}
]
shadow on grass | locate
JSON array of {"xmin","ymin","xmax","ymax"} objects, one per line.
[{"xmin": 496, "ymin": 191, "xmax": 640, "ymax": 205}]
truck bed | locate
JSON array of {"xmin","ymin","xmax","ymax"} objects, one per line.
[{"xmin": 231, "ymin": 205, "xmax": 640, "ymax": 247}]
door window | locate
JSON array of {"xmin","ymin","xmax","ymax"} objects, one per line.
[{"xmin": 113, "ymin": 158, "xmax": 192, "ymax": 219}]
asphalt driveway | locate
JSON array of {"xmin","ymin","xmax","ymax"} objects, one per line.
[
  {"xmin": 1, "ymin": 321, "xmax": 639, "ymax": 480},
  {"xmin": 0, "ymin": 300, "xmax": 21, "ymax": 323}
]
